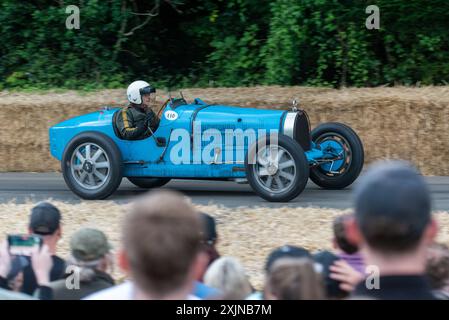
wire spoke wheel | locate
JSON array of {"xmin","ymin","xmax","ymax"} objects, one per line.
[
  {"xmin": 315, "ymin": 133, "xmax": 352, "ymax": 177},
  {"xmin": 310, "ymin": 123, "xmax": 364, "ymax": 189}
]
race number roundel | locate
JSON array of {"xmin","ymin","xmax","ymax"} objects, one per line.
[{"xmin": 164, "ymin": 110, "xmax": 178, "ymax": 121}]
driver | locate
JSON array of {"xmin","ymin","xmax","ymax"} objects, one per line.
[{"xmin": 115, "ymin": 80, "xmax": 160, "ymax": 140}]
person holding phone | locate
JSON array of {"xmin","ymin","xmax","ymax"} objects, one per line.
[
  {"xmin": 0, "ymin": 241, "xmax": 32, "ymax": 299},
  {"xmin": 20, "ymin": 202, "xmax": 66, "ymax": 295},
  {"xmin": 0, "ymin": 240, "xmax": 53, "ymax": 300}
]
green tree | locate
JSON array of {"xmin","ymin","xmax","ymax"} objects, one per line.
[
  {"xmin": 263, "ymin": 0, "xmax": 303, "ymax": 85},
  {"xmin": 1, "ymin": 0, "xmax": 449, "ymax": 89}
]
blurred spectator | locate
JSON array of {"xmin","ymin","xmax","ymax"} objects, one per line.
[
  {"xmin": 85, "ymin": 190, "xmax": 208, "ymax": 300},
  {"xmin": 203, "ymin": 256, "xmax": 252, "ymax": 300},
  {"xmin": 0, "ymin": 240, "xmax": 54, "ymax": 300},
  {"xmin": 313, "ymin": 250, "xmax": 363, "ymax": 299},
  {"xmin": 30, "ymin": 244, "xmax": 55, "ymax": 300},
  {"xmin": 200, "ymin": 212, "xmax": 220, "ymax": 267},
  {"xmin": 426, "ymin": 243, "xmax": 449, "ymax": 299},
  {"xmin": 333, "ymin": 214, "xmax": 365, "ymax": 274},
  {"xmin": 264, "ymin": 258, "xmax": 324, "ymax": 300},
  {"xmin": 346, "ymin": 161, "xmax": 438, "ymax": 300},
  {"xmin": 0, "ymin": 287, "xmax": 31, "ymax": 300},
  {"xmin": 22, "ymin": 202, "xmax": 66, "ymax": 295},
  {"xmin": 41, "ymin": 228, "xmax": 115, "ymax": 300},
  {"xmin": 265, "ymin": 245, "xmax": 312, "ymax": 272},
  {"xmin": 0, "ymin": 241, "xmax": 33, "ymax": 299},
  {"xmin": 7, "ymin": 256, "xmax": 28, "ymax": 292},
  {"xmin": 193, "ymin": 280, "xmax": 221, "ymax": 300},
  {"xmin": 247, "ymin": 245, "xmax": 312, "ymax": 300},
  {"xmin": 194, "ymin": 212, "xmax": 222, "ymax": 299}
]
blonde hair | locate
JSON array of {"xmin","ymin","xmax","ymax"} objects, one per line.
[
  {"xmin": 265, "ymin": 258, "xmax": 325, "ymax": 300},
  {"xmin": 203, "ymin": 257, "xmax": 253, "ymax": 299}
]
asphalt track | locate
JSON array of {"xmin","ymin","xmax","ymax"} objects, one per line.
[{"xmin": 0, "ymin": 173, "xmax": 449, "ymax": 210}]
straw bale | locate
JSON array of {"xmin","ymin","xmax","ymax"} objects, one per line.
[{"xmin": 1, "ymin": 86, "xmax": 448, "ymax": 174}]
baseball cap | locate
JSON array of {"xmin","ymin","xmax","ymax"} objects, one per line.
[
  {"xmin": 265, "ymin": 245, "xmax": 312, "ymax": 272},
  {"xmin": 200, "ymin": 212, "xmax": 217, "ymax": 245},
  {"xmin": 29, "ymin": 202, "xmax": 61, "ymax": 235},
  {"xmin": 70, "ymin": 228, "xmax": 112, "ymax": 262},
  {"xmin": 313, "ymin": 250, "xmax": 348, "ymax": 299}
]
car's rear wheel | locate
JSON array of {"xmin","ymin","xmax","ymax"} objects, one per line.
[
  {"xmin": 245, "ymin": 134, "xmax": 309, "ymax": 202},
  {"xmin": 309, "ymin": 122, "xmax": 364, "ymax": 189},
  {"xmin": 127, "ymin": 177, "xmax": 171, "ymax": 189},
  {"xmin": 62, "ymin": 132, "xmax": 122, "ymax": 200}
]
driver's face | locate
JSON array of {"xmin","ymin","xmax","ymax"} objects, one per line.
[{"xmin": 142, "ymin": 92, "xmax": 156, "ymax": 107}]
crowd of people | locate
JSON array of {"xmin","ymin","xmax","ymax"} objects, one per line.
[{"xmin": 0, "ymin": 160, "xmax": 448, "ymax": 300}]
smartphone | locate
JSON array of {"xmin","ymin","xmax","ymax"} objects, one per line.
[{"xmin": 7, "ymin": 234, "xmax": 42, "ymax": 256}]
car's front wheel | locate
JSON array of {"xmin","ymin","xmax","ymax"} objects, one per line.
[
  {"xmin": 62, "ymin": 132, "xmax": 123, "ymax": 200},
  {"xmin": 245, "ymin": 134, "xmax": 309, "ymax": 202}
]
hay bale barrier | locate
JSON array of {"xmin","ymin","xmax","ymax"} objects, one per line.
[
  {"xmin": 2, "ymin": 201, "xmax": 449, "ymax": 288},
  {"xmin": 1, "ymin": 86, "xmax": 449, "ymax": 174}
]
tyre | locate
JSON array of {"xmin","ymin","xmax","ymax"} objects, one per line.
[
  {"xmin": 62, "ymin": 131, "xmax": 123, "ymax": 200},
  {"xmin": 127, "ymin": 177, "xmax": 171, "ymax": 189},
  {"xmin": 310, "ymin": 122, "xmax": 364, "ymax": 189},
  {"xmin": 245, "ymin": 134, "xmax": 309, "ymax": 202}
]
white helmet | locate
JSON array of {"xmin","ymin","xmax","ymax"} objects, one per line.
[{"xmin": 126, "ymin": 80, "xmax": 155, "ymax": 105}]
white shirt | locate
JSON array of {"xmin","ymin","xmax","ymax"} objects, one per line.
[{"xmin": 84, "ymin": 281, "xmax": 200, "ymax": 300}]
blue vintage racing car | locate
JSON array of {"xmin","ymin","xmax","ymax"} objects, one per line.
[{"xmin": 49, "ymin": 97, "xmax": 364, "ymax": 202}]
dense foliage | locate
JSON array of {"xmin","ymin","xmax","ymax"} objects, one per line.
[{"xmin": 1, "ymin": 0, "xmax": 448, "ymax": 89}]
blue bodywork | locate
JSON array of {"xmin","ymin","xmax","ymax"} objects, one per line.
[{"xmin": 49, "ymin": 99, "xmax": 330, "ymax": 179}]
